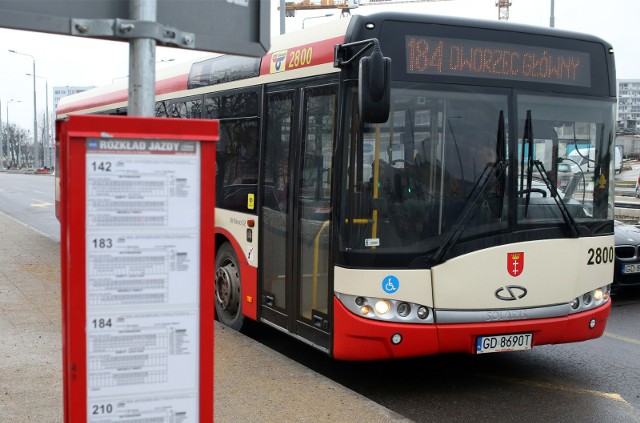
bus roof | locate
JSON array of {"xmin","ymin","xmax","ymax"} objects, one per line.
[
  {"xmin": 56, "ymin": 18, "xmax": 351, "ymax": 117},
  {"xmin": 57, "ymin": 11, "xmax": 615, "ymax": 117}
]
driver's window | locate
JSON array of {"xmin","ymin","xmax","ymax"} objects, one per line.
[{"xmin": 516, "ymin": 95, "xmax": 612, "ymax": 223}]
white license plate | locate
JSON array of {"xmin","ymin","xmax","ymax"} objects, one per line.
[
  {"xmin": 476, "ymin": 333, "xmax": 532, "ymax": 354},
  {"xmin": 623, "ymin": 263, "xmax": 640, "ymax": 274}
]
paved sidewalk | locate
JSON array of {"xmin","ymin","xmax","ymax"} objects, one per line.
[
  {"xmin": 214, "ymin": 325, "xmax": 408, "ymax": 423},
  {"xmin": 0, "ymin": 212, "xmax": 62, "ymax": 421},
  {"xmin": 0, "ymin": 211, "xmax": 409, "ymax": 422}
]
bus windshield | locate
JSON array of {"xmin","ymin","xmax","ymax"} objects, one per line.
[{"xmin": 339, "ymin": 83, "xmax": 615, "ymax": 265}]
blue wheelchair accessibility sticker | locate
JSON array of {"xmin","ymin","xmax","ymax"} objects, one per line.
[{"xmin": 382, "ymin": 275, "xmax": 399, "ymax": 294}]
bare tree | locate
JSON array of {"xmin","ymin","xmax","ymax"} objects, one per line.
[
  {"xmin": 21, "ymin": 129, "xmax": 34, "ymax": 168},
  {"xmin": 2, "ymin": 123, "xmax": 20, "ymax": 168},
  {"xmin": 4, "ymin": 124, "xmax": 31, "ymax": 168},
  {"xmin": 38, "ymin": 112, "xmax": 48, "ymax": 168}
]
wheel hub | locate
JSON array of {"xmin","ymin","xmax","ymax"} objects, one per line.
[{"xmin": 216, "ymin": 262, "xmax": 239, "ymax": 313}]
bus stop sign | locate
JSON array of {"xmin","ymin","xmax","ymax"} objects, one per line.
[{"xmin": 58, "ymin": 115, "xmax": 218, "ymax": 423}]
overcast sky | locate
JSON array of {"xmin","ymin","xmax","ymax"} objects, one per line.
[{"xmin": 0, "ymin": 0, "xmax": 637, "ymax": 131}]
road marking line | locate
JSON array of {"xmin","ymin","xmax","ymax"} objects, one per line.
[
  {"xmin": 604, "ymin": 331, "xmax": 640, "ymax": 346},
  {"xmin": 479, "ymin": 373, "xmax": 629, "ymax": 405},
  {"xmin": 31, "ymin": 198, "xmax": 53, "ymax": 208}
]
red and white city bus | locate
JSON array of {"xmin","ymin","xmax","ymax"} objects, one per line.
[{"xmin": 57, "ymin": 12, "xmax": 617, "ymax": 360}]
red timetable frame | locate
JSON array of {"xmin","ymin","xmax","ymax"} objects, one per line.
[{"xmin": 57, "ymin": 115, "xmax": 218, "ymax": 423}]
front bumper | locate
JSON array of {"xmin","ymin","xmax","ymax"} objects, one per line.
[{"xmin": 332, "ymin": 297, "xmax": 611, "ymax": 360}]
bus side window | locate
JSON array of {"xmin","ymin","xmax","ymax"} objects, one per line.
[
  {"xmin": 206, "ymin": 89, "xmax": 260, "ymax": 213},
  {"xmin": 216, "ymin": 120, "xmax": 259, "ymax": 212},
  {"xmin": 167, "ymin": 97, "xmax": 203, "ymax": 118},
  {"xmin": 167, "ymin": 102, "xmax": 182, "ymax": 118},
  {"xmin": 155, "ymin": 101, "xmax": 168, "ymax": 118},
  {"xmin": 189, "ymin": 99, "xmax": 202, "ymax": 118}
]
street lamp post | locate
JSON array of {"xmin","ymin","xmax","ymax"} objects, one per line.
[
  {"xmin": 9, "ymin": 49, "xmax": 38, "ymax": 168},
  {"xmin": 0, "ymin": 98, "xmax": 3, "ymax": 169},
  {"xmin": 27, "ymin": 73, "xmax": 49, "ymax": 168},
  {"xmin": 7, "ymin": 99, "xmax": 21, "ymax": 168},
  {"xmin": 302, "ymin": 13, "xmax": 334, "ymax": 29}
]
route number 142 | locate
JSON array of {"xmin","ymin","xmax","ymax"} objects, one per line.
[{"xmin": 91, "ymin": 161, "xmax": 112, "ymax": 172}]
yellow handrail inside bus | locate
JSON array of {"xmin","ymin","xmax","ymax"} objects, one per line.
[
  {"xmin": 371, "ymin": 124, "xmax": 381, "ymax": 247},
  {"xmin": 312, "ymin": 219, "xmax": 331, "ymax": 310},
  {"xmin": 344, "ymin": 218, "xmax": 372, "ymax": 224}
]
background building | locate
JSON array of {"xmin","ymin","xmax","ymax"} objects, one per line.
[
  {"xmin": 52, "ymin": 86, "xmax": 94, "ymax": 114},
  {"xmin": 617, "ymin": 79, "xmax": 640, "ymax": 133},
  {"xmin": 47, "ymin": 86, "xmax": 94, "ymax": 168}
]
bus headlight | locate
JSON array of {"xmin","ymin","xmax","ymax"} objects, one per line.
[
  {"xmin": 374, "ymin": 300, "xmax": 391, "ymax": 315},
  {"xmin": 593, "ymin": 289, "xmax": 604, "ymax": 302},
  {"xmin": 568, "ymin": 285, "xmax": 610, "ymax": 314},
  {"xmin": 417, "ymin": 306, "xmax": 429, "ymax": 319},
  {"xmin": 337, "ymin": 293, "xmax": 434, "ymax": 324},
  {"xmin": 397, "ymin": 302, "xmax": 411, "ymax": 317},
  {"xmin": 570, "ymin": 298, "xmax": 580, "ymax": 310}
]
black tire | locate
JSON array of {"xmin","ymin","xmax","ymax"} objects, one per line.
[{"xmin": 215, "ymin": 242, "xmax": 244, "ymax": 331}]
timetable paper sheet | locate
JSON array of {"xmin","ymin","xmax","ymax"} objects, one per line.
[
  {"xmin": 86, "ymin": 234, "xmax": 199, "ymax": 307},
  {"xmin": 85, "ymin": 140, "xmax": 200, "ymax": 229},
  {"xmin": 85, "ymin": 139, "xmax": 201, "ymax": 422},
  {"xmin": 87, "ymin": 392, "xmax": 197, "ymax": 423},
  {"xmin": 86, "ymin": 311, "xmax": 198, "ymax": 393}
]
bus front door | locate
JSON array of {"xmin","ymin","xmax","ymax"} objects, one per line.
[{"xmin": 261, "ymin": 83, "xmax": 337, "ymax": 352}]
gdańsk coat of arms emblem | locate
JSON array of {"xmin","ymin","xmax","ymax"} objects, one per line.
[{"xmin": 508, "ymin": 252, "xmax": 524, "ymax": 277}]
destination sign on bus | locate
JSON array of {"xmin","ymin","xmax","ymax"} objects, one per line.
[{"xmin": 406, "ymin": 35, "xmax": 591, "ymax": 87}]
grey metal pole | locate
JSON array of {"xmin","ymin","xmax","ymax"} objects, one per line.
[
  {"xmin": 6, "ymin": 102, "xmax": 10, "ymax": 167},
  {"xmin": 280, "ymin": 0, "xmax": 285, "ymax": 34},
  {"xmin": 10, "ymin": 102, "xmax": 17, "ymax": 168},
  {"xmin": 32, "ymin": 59, "xmax": 38, "ymax": 167},
  {"xmin": 0, "ymin": 98, "xmax": 3, "ymax": 169},
  {"xmin": 8, "ymin": 50, "xmax": 38, "ymax": 167},
  {"xmin": 550, "ymin": 0, "xmax": 555, "ymax": 28},
  {"xmin": 28, "ymin": 73, "xmax": 50, "ymax": 168},
  {"xmin": 128, "ymin": 0, "xmax": 157, "ymax": 117},
  {"xmin": 44, "ymin": 78, "xmax": 50, "ymax": 168}
]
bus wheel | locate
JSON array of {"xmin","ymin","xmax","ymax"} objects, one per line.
[{"xmin": 215, "ymin": 242, "xmax": 244, "ymax": 330}]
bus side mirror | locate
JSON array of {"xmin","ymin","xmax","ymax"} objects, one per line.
[{"xmin": 359, "ymin": 47, "xmax": 391, "ymax": 123}]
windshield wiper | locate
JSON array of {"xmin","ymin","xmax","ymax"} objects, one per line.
[
  {"xmin": 520, "ymin": 110, "xmax": 579, "ymax": 237},
  {"xmin": 495, "ymin": 110, "xmax": 507, "ymax": 219},
  {"xmin": 522, "ymin": 110, "xmax": 534, "ymax": 217},
  {"xmin": 430, "ymin": 111, "xmax": 508, "ymax": 265},
  {"xmin": 430, "ymin": 160, "xmax": 508, "ymax": 265},
  {"xmin": 530, "ymin": 160, "xmax": 580, "ymax": 237}
]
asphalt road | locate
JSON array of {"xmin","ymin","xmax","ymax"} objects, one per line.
[
  {"xmin": 0, "ymin": 172, "xmax": 58, "ymax": 242},
  {"xmin": 243, "ymin": 289, "xmax": 640, "ymax": 423}
]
